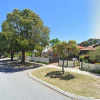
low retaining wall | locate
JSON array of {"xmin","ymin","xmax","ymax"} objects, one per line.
[
  {"xmin": 58, "ymin": 59, "xmax": 68, "ymax": 67},
  {"xmin": 82, "ymin": 62, "xmax": 100, "ymax": 71},
  {"xmin": 59, "ymin": 60, "xmax": 77, "ymax": 68},
  {"xmin": 68, "ymin": 61, "xmax": 75, "ymax": 68},
  {"xmin": 26, "ymin": 56, "xmax": 49, "ymax": 63}
]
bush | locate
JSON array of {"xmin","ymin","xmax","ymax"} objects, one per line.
[
  {"xmin": 25, "ymin": 51, "xmax": 33, "ymax": 57},
  {"xmin": 88, "ymin": 46, "xmax": 100, "ymax": 63},
  {"xmin": 44, "ymin": 54, "xmax": 48, "ymax": 58},
  {"xmin": 79, "ymin": 55, "xmax": 85, "ymax": 61},
  {"xmin": 80, "ymin": 67, "xmax": 84, "ymax": 71},
  {"xmin": 34, "ymin": 52, "xmax": 40, "ymax": 57},
  {"xmin": 90, "ymin": 70, "xmax": 100, "ymax": 74},
  {"xmin": 76, "ymin": 62, "xmax": 79, "ymax": 66},
  {"xmin": 83, "ymin": 59, "xmax": 88, "ymax": 63}
]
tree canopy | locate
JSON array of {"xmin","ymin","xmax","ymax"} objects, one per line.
[
  {"xmin": 0, "ymin": 31, "xmax": 19, "ymax": 60},
  {"xmin": 78, "ymin": 38, "xmax": 100, "ymax": 47},
  {"xmin": 50, "ymin": 38, "xmax": 60, "ymax": 46},
  {"xmin": 53, "ymin": 40, "xmax": 79, "ymax": 58},
  {"xmin": 1, "ymin": 9, "xmax": 50, "ymax": 62},
  {"xmin": 53, "ymin": 40, "xmax": 80, "ymax": 74}
]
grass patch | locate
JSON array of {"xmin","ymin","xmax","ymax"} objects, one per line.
[{"xmin": 32, "ymin": 68, "xmax": 100, "ymax": 99}]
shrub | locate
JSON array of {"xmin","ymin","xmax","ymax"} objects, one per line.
[
  {"xmin": 88, "ymin": 46, "xmax": 100, "ymax": 63},
  {"xmin": 80, "ymin": 67, "xmax": 84, "ymax": 71},
  {"xmin": 77, "ymin": 62, "xmax": 79, "ymax": 66},
  {"xmin": 83, "ymin": 59, "xmax": 88, "ymax": 63},
  {"xmin": 25, "ymin": 51, "xmax": 33, "ymax": 57},
  {"xmin": 90, "ymin": 70, "xmax": 100, "ymax": 74},
  {"xmin": 44, "ymin": 54, "xmax": 48, "ymax": 58},
  {"xmin": 79, "ymin": 55, "xmax": 85, "ymax": 61},
  {"xmin": 34, "ymin": 52, "xmax": 40, "ymax": 57}
]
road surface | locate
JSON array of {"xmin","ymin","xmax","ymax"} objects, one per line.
[{"xmin": 0, "ymin": 60, "xmax": 72, "ymax": 100}]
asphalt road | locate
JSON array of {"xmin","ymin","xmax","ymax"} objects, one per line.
[{"xmin": 0, "ymin": 60, "xmax": 72, "ymax": 100}]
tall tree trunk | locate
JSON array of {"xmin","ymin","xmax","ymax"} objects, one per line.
[
  {"xmin": 22, "ymin": 49, "xmax": 25, "ymax": 63},
  {"xmin": 11, "ymin": 52, "xmax": 14, "ymax": 61},
  {"xmin": 62, "ymin": 53, "xmax": 65, "ymax": 74},
  {"xmin": 11, "ymin": 53, "xmax": 13, "ymax": 61}
]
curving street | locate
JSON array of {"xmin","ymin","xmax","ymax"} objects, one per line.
[{"xmin": 0, "ymin": 60, "xmax": 72, "ymax": 100}]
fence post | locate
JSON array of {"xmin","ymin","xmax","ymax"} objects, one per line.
[{"xmin": 80, "ymin": 61, "xmax": 82, "ymax": 69}]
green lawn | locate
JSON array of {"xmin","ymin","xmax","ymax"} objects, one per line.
[{"xmin": 32, "ymin": 67, "xmax": 100, "ymax": 99}]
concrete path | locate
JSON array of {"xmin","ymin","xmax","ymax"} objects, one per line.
[
  {"xmin": 47, "ymin": 64, "xmax": 100, "ymax": 78},
  {"xmin": 0, "ymin": 60, "xmax": 72, "ymax": 100}
]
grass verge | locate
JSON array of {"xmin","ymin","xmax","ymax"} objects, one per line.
[{"xmin": 32, "ymin": 67, "xmax": 100, "ymax": 99}]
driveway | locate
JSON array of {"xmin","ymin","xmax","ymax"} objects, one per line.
[{"xmin": 0, "ymin": 60, "xmax": 72, "ymax": 100}]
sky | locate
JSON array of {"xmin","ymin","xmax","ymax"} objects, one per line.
[{"xmin": 0, "ymin": 0, "xmax": 100, "ymax": 43}]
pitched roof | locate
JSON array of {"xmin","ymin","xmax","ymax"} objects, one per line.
[
  {"xmin": 77, "ymin": 46, "xmax": 85, "ymax": 50},
  {"xmin": 79, "ymin": 43, "xmax": 100, "ymax": 51},
  {"xmin": 46, "ymin": 43, "xmax": 100, "ymax": 52}
]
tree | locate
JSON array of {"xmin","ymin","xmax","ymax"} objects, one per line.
[
  {"xmin": 1, "ymin": 9, "xmax": 50, "ymax": 62},
  {"xmin": 78, "ymin": 38, "xmax": 100, "ymax": 47},
  {"xmin": 88, "ymin": 46, "xmax": 100, "ymax": 63},
  {"xmin": 67, "ymin": 40, "xmax": 80, "ymax": 66},
  {"xmin": 0, "ymin": 32, "xmax": 19, "ymax": 61},
  {"xmin": 35, "ymin": 45, "xmax": 44, "ymax": 57},
  {"xmin": 68, "ymin": 40, "xmax": 76, "ymax": 44},
  {"xmin": 1, "ymin": 20, "xmax": 20, "ymax": 61},
  {"xmin": 50, "ymin": 38, "xmax": 60, "ymax": 46},
  {"xmin": 53, "ymin": 40, "xmax": 80, "ymax": 74},
  {"xmin": 53, "ymin": 41, "xmax": 68, "ymax": 74},
  {"xmin": 67, "ymin": 40, "xmax": 80, "ymax": 57},
  {"xmin": 0, "ymin": 33, "xmax": 6, "ymax": 56}
]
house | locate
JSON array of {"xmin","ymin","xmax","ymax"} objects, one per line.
[
  {"xmin": 40, "ymin": 43, "xmax": 100, "ymax": 59},
  {"xmin": 78, "ymin": 43, "xmax": 100, "ymax": 56},
  {"xmin": 41, "ymin": 46, "xmax": 53, "ymax": 58}
]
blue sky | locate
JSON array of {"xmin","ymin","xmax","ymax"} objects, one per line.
[{"xmin": 0, "ymin": 0, "xmax": 98, "ymax": 43}]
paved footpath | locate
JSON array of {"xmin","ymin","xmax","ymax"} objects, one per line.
[
  {"xmin": 46, "ymin": 64, "xmax": 100, "ymax": 78},
  {"xmin": 0, "ymin": 60, "xmax": 72, "ymax": 100}
]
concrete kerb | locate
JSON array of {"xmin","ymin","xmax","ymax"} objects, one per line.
[{"xmin": 29, "ymin": 70, "xmax": 96, "ymax": 100}]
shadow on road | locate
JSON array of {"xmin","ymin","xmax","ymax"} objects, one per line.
[
  {"xmin": 0, "ymin": 61, "xmax": 42, "ymax": 73},
  {"xmin": 45, "ymin": 71, "xmax": 76, "ymax": 80}
]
